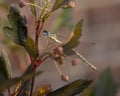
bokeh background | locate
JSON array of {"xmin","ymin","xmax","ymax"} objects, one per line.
[{"xmin": 0, "ymin": 0, "xmax": 120, "ymax": 95}]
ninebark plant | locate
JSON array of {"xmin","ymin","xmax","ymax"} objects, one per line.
[{"xmin": 0, "ymin": 0, "xmax": 97, "ymax": 96}]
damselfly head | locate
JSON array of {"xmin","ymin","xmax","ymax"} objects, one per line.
[{"xmin": 43, "ymin": 30, "xmax": 50, "ymax": 36}]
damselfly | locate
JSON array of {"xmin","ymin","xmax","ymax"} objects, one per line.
[{"xmin": 42, "ymin": 30, "xmax": 97, "ymax": 71}]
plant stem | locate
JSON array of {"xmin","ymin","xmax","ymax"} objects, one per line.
[
  {"xmin": 8, "ymin": 88, "xmax": 11, "ymax": 96},
  {"xmin": 30, "ymin": 70, "xmax": 36, "ymax": 96},
  {"xmin": 29, "ymin": 21, "xmax": 44, "ymax": 96},
  {"xmin": 35, "ymin": 21, "xmax": 44, "ymax": 48}
]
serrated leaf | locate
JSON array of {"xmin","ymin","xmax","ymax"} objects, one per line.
[
  {"xmin": 94, "ymin": 68, "xmax": 117, "ymax": 96},
  {"xmin": 0, "ymin": 71, "xmax": 41, "ymax": 92},
  {"xmin": 3, "ymin": 26, "xmax": 19, "ymax": 44},
  {"xmin": 25, "ymin": 37, "xmax": 38, "ymax": 59},
  {"xmin": 47, "ymin": 79, "xmax": 92, "ymax": 96},
  {"xmin": 51, "ymin": 0, "xmax": 71, "ymax": 12},
  {"xmin": 29, "ymin": 0, "xmax": 36, "ymax": 19},
  {"xmin": 17, "ymin": 16, "xmax": 28, "ymax": 46},
  {"xmin": 62, "ymin": 19, "xmax": 83, "ymax": 55},
  {"xmin": 7, "ymin": 5, "xmax": 20, "ymax": 30},
  {"xmin": 0, "ymin": 49, "xmax": 12, "ymax": 81}
]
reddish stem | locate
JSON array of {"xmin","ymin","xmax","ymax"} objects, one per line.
[
  {"xmin": 30, "ymin": 70, "xmax": 35, "ymax": 96},
  {"xmin": 29, "ymin": 21, "xmax": 44, "ymax": 96},
  {"xmin": 8, "ymin": 88, "xmax": 11, "ymax": 96},
  {"xmin": 35, "ymin": 21, "xmax": 44, "ymax": 48}
]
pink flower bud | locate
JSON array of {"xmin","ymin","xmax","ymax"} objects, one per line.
[
  {"xmin": 71, "ymin": 58, "xmax": 80, "ymax": 66},
  {"xmin": 19, "ymin": 0, "xmax": 26, "ymax": 8},
  {"xmin": 61, "ymin": 74, "xmax": 69, "ymax": 82},
  {"xmin": 54, "ymin": 46, "xmax": 63, "ymax": 54}
]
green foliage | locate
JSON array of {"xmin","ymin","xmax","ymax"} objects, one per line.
[
  {"xmin": 53, "ymin": 8, "xmax": 73, "ymax": 31},
  {"xmin": 3, "ymin": 26, "xmax": 19, "ymax": 44},
  {"xmin": 62, "ymin": 19, "xmax": 83, "ymax": 55},
  {"xmin": 0, "ymin": 71, "xmax": 41, "ymax": 92},
  {"xmin": 47, "ymin": 79, "xmax": 92, "ymax": 96},
  {"xmin": 17, "ymin": 16, "xmax": 28, "ymax": 46},
  {"xmin": 52, "ymin": 0, "xmax": 71, "ymax": 12},
  {"xmin": 7, "ymin": 5, "xmax": 20, "ymax": 30},
  {"xmin": 25, "ymin": 37, "xmax": 38, "ymax": 59},
  {"xmin": 0, "ymin": 50, "xmax": 12, "ymax": 80},
  {"xmin": 81, "ymin": 68, "xmax": 118, "ymax": 96},
  {"xmin": 94, "ymin": 68, "xmax": 117, "ymax": 96},
  {"xmin": 3, "ymin": 5, "xmax": 27, "ymax": 46},
  {"xmin": 1, "ymin": 1, "xmax": 97, "ymax": 96}
]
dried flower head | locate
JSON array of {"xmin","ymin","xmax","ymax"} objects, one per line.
[{"xmin": 33, "ymin": 83, "xmax": 52, "ymax": 96}]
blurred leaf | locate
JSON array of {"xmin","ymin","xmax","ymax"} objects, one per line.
[
  {"xmin": 94, "ymin": 68, "xmax": 117, "ymax": 96},
  {"xmin": 29, "ymin": 0, "xmax": 36, "ymax": 19},
  {"xmin": 62, "ymin": 19, "xmax": 83, "ymax": 55},
  {"xmin": 0, "ymin": 93, "xmax": 4, "ymax": 96},
  {"xmin": 0, "ymin": 71, "xmax": 41, "ymax": 92},
  {"xmin": 0, "ymin": 0, "xmax": 9, "ymax": 10},
  {"xmin": 53, "ymin": 8, "xmax": 73, "ymax": 31},
  {"xmin": 25, "ymin": 37, "xmax": 38, "ymax": 59},
  {"xmin": 17, "ymin": 16, "xmax": 28, "ymax": 46},
  {"xmin": 0, "ymin": 49, "xmax": 12, "ymax": 81},
  {"xmin": 80, "ymin": 87, "xmax": 94, "ymax": 96},
  {"xmin": 51, "ymin": 0, "xmax": 71, "ymax": 12},
  {"xmin": 3, "ymin": 26, "xmax": 19, "ymax": 44},
  {"xmin": 7, "ymin": 5, "xmax": 20, "ymax": 30},
  {"xmin": 47, "ymin": 79, "xmax": 92, "ymax": 96}
]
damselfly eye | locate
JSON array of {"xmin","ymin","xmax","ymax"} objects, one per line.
[{"xmin": 43, "ymin": 30, "xmax": 50, "ymax": 36}]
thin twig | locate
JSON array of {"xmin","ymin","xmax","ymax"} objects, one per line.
[{"xmin": 8, "ymin": 88, "xmax": 11, "ymax": 96}]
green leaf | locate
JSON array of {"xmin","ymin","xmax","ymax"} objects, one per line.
[
  {"xmin": 94, "ymin": 68, "xmax": 117, "ymax": 96},
  {"xmin": 7, "ymin": 5, "xmax": 20, "ymax": 30},
  {"xmin": 17, "ymin": 16, "xmax": 28, "ymax": 46},
  {"xmin": 3, "ymin": 5, "xmax": 28, "ymax": 46},
  {"xmin": 0, "ymin": 49, "xmax": 12, "ymax": 81},
  {"xmin": 47, "ymin": 79, "xmax": 92, "ymax": 96},
  {"xmin": 51, "ymin": 0, "xmax": 71, "ymax": 12},
  {"xmin": 80, "ymin": 87, "xmax": 94, "ymax": 96},
  {"xmin": 25, "ymin": 37, "xmax": 38, "ymax": 59},
  {"xmin": 29, "ymin": 0, "xmax": 36, "ymax": 19},
  {"xmin": 62, "ymin": 19, "xmax": 83, "ymax": 55},
  {"xmin": 0, "ymin": 71, "xmax": 41, "ymax": 92},
  {"xmin": 3, "ymin": 26, "xmax": 19, "ymax": 44},
  {"xmin": 53, "ymin": 8, "xmax": 73, "ymax": 31}
]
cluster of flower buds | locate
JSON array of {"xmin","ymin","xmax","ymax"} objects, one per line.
[
  {"xmin": 62, "ymin": 0, "xmax": 75, "ymax": 9},
  {"xmin": 52, "ymin": 46, "xmax": 64, "ymax": 65}
]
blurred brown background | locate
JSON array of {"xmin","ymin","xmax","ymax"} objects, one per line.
[{"xmin": 0, "ymin": 0, "xmax": 120, "ymax": 95}]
